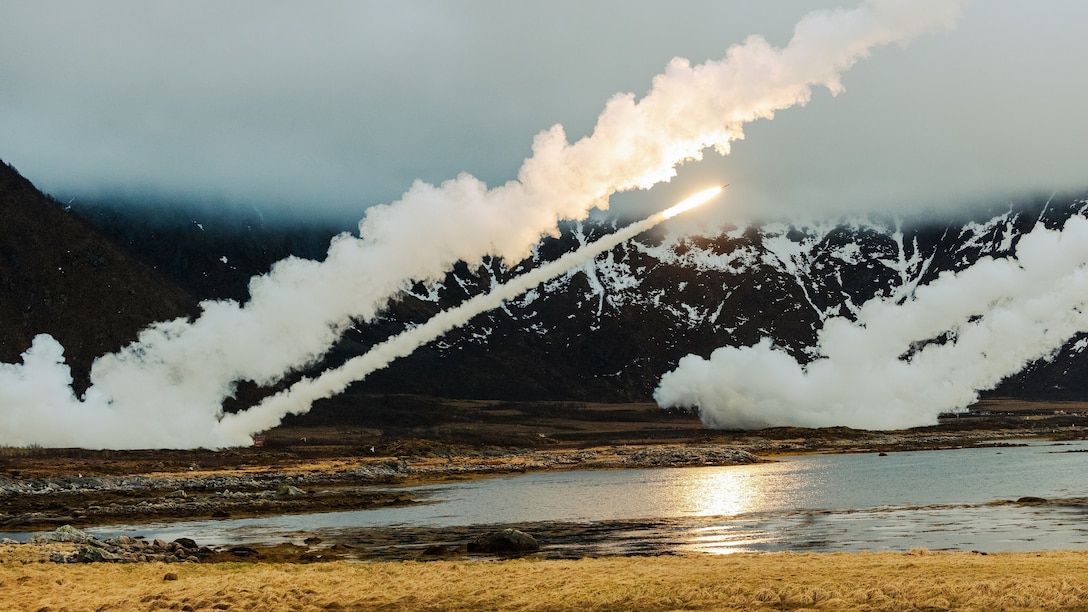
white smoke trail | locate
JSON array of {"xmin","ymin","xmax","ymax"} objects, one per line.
[
  {"xmin": 655, "ymin": 216, "xmax": 1088, "ymax": 430},
  {"xmin": 216, "ymin": 188, "xmax": 724, "ymax": 443},
  {"xmin": 0, "ymin": 0, "xmax": 964, "ymax": 448}
]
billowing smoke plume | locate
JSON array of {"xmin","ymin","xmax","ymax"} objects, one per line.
[
  {"xmin": 655, "ymin": 216, "xmax": 1088, "ymax": 430},
  {"xmin": 0, "ymin": 0, "xmax": 964, "ymax": 448},
  {"xmin": 216, "ymin": 188, "xmax": 722, "ymax": 444}
]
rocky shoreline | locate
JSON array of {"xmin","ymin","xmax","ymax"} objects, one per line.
[
  {"xmin": 0, "ymin": 425, "xmax": 1082, "ymax": 565},
  {"xmin": 0, "ymin": 445, "xmax": 761, "ymax": 532},
  {"xmin": 7, "ymin": 494, "xmax": 1082, "ymax": 565},
  {"xmin": 0, "ymin": 427, "xmax": 1051, "ymax": 534},
  {"xmin": 1, "ymin": 524, "xmax": 321, "ymax": 564}
]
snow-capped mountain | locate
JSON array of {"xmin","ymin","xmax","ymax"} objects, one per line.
[
  {"xmin": 346, "ymin": 192, "xmax": 1088, "ymax": 402},
  {"xmin": 43, "ymin": 169, "xmax": 1088, "ymax": 405}
]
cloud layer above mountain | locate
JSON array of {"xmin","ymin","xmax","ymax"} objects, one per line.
[{"xmin": 2, "ymin": 1, "xmax": 1086, "ymax": 220}]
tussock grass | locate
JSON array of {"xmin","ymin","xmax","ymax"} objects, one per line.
[{"xmin": 4, "ymin": 550, "xmax": 1088, "ymax": 611}]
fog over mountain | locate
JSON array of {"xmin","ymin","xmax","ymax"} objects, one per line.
[{"xmin": 0, "ymin": 161, "xmax": 196, "ymax": 393}]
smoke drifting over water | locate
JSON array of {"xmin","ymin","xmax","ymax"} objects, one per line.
[
  {"xmin": 655, "ymin": 216, "xmax": 1088, "ymax": 430},
  {"xmin": 1, "ymin": 0, "xmax": 963, "ymax": 448}
]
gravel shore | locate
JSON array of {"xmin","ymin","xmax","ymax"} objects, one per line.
[{"xmin": 0, "ymin": 426, "xmax": 1049, "ymax": 533}]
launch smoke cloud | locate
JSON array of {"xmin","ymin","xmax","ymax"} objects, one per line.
[
  {"xmin": 655, "ymin": 216, "xmax": 1088, "ymax": 429},
  {"xmin": 1, "ymin": 0, "xmax": 965, "ymax": 448},
  {"xmin": 215, "ymin": 187, "xmax": 723, "ymax": 443}
]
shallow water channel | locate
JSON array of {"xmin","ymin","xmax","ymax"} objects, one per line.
[{"xmin": 88, "ymin": 440, "xmax": 1088, "ymax": 554}]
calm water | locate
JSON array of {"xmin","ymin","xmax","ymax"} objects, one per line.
[{"xmin": 20, "ymin": 441, "xmax": 1088, "ymax": 553}]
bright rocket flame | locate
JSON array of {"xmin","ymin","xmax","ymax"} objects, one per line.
[{"xmin": 659, "ymin": 185, "xmax": 726, "ymax": 220}]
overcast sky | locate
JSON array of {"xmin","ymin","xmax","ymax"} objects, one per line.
[{"xmin": 2, "ymin": 1, "xmax": 1086, "ymax": 223}]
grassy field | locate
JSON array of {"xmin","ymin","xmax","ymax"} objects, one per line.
[{"xmin": 5, "ymin": 549, "xmax": 1088, "ymax": 611}]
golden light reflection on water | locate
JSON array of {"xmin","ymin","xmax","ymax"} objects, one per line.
[
  {"xmin": 670, "ymin": 466, "xmax": 781, "ymax": 554},
  {"xmin": 681, "ymin": 467, "xmax": 767, "ymax": 518},
  {"xmin": 688, "ymin": 525, "xmax": 777, "ymax": 555}
]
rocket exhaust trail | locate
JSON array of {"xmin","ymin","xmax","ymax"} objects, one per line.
[
  {"xmin": 0, "ymin": 0, "xmax": 966, "ymax": 449},
  {"xmin": 217, "ymin": 186, "xmax": 725, "ymax": 443}
]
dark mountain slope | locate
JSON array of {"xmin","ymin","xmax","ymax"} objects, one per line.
[
  {"xmin": 344, "ymin": 193, "xmax": 1088, "ymax": 402},
  {"xmin": 0, "ymin": 161, "xmax": 197, "ymax": 392},
  {"xmin": 72, "ymin": 198, "xmax": 349, "ymax": 303}
]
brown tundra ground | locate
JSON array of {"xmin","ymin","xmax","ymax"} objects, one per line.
[{"xmin": 5, "ymin": 547, "xmax": 1088, "ymax": 611}]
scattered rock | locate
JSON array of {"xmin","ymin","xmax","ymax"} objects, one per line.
[
  {"xmin": 303, "ymin": 536, "xmax": 322, "ymax": 545},
  {"xmin": 174, "ymin": 537, "xmax": 198, "ymax": 550},
  {"xmin": 225, "ymin": 546, "xmax": 260, "ymax": 558},
  {"xmin": 467, "ymin": 528, "xmax": 539, "ymax": 554},
  {"xmin": 164, "ymin": 489, "xmax": 186, "ymax": 499},
  {"xmin": 69, "ymin": 545, "xmax": 124, "ymax": 563},
  {"xmin": 1016, "ymin": 496, "xmax": 1048, "ymax": 505},
  {"xmin": 163, "ymin": 572, "xmax": 178, "ymax": 581},
  {"xmin": 277, "ymin": 485, "xmax": 306, "ymax": 497},
  {"xmin": 41, "ymin": 529, "xmax": 216, "ymax": 564}
]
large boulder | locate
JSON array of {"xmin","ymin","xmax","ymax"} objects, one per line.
[
  {"xmin": 1015, "ymin": 496, "xmax": 1048, "ymax": 505},
  {"xmin": 68, "ymin": 545, "xmax": 125, "ymax": 563},
  {"xmin": 39, "ymin": 524, "xmax": 93, "ymax": 543},
  {"xmin": 467, "ymin": 529, "xmax": 539, "ymax": 554}
]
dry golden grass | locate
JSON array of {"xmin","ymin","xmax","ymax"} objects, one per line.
[{"xmin": 5, "ymin": 550, "xmax": 1088, "ymax": 611}]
